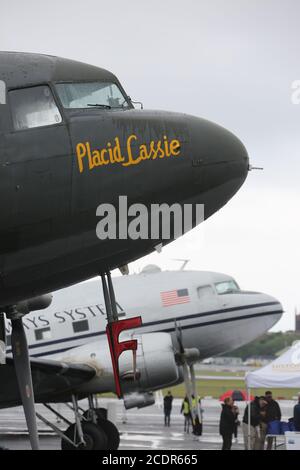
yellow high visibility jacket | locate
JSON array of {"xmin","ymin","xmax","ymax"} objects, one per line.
[{"xmin": 182, "ymin": 400, "xmax": 190, "ymax": 415}]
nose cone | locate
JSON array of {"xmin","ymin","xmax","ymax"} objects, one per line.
[
  {"xmin": 256, "ymin": 292, "xmax": 284, "ymax": 328},
  {"xmin": 187, "ymin": 116, "xmax": 249, "ymax": 218},
  {"xmin": 238, "ymin": 291, "xmax": 283, "ymax": 338},
  {"xmin": 209, "ymin": 292, "xmax": 283, "ymax": 356}
]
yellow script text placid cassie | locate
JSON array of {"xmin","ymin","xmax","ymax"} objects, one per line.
[{"xmin": 76, "ymin": 135, "xmax": 181, "ymax": 173}]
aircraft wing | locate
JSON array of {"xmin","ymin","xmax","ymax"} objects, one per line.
[{"xmin": 0, "ymin": 357, "xmax": 96, "ymax": 409}]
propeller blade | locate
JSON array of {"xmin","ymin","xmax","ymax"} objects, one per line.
[
  {"xmin": 190, "ymin": 364, "xmax": 197, "ymax": 397},
  {"xmin": 182, "ymin": 362, "xmax": 195, "ymax": 424},
  {"xmin": 11, "ymin": 317, "xmax": 39, "ymax": 450},
  {"xmin": 175, "ymin": 321, "xmax": 197, "ymax": 425},
  {"xmin": 190, "ymin": 364, "xmax": 201, "ymax": 423},
  {"xmin": 175, "ymin": 321, "xmax": 184, "ymax": 354}
]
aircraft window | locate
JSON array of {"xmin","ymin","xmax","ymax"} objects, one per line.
[
  {"xmin": 35, "ymin": 327, "xmax": 52, "ymax": 341},
  {"xmin": 55, "ymin": 82, "xmax": 130, "ymax": 109},
  {"xmin": 9, "ymin": 86, "xmax": 62, "ymax": 131},
  {"xmin": 72, "ymin": 319, "xmax": 89, "ymax": 333},
  {"xmin": 215, "ymin": 280, "xmax": 240, "ymax": 295},
  {"xmin": 197, "ymin": 285, "xmax": 215, "ymax": 300}
]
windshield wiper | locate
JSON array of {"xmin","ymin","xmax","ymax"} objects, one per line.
[
  {"xmin": 87, "ymin": 103, "xmax": 111, "ymax": 109},
  {"xmin": 221, "ymin": 289, "xmax": 237, "ymax": 295}
]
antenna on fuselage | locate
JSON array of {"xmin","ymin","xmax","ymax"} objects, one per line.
[
  {"xmin": 173, "ymin": 259, "xmax": 190, "ymax": 271},
  {"xmin": 248, "ymin": 164, "xmax": 264, "ymax": 171}
]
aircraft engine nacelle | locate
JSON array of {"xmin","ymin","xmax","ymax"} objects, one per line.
[
  {"xmin": 62, "ymin": 332, "xmax": 180, "ymax": 396},
  {"xmin": 119, "ymin": 332, "xmax": 180, "ymax": 393},
  {"xmin": 15, "ymin": 294, "xmax": 53, "ymax": 315}
]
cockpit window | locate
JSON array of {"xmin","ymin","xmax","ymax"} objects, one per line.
[
  {"xmin": 197, "ymin": 285, "xmax": 215, "ymax": 300},
  {"xmin": 55, "ymin": 82, "xmax": 130, "ymax": 109},
  {"xmin": 215, "ymin": 280, "xmax": 240, "ymax": 295},
  {"xmin": 9, "ymin": 86, "xmax": 62, "ymax": 131}
]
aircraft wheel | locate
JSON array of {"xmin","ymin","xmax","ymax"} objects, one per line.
[
  {"xmin": 95, "ymin": 407, "xmax": 107, "ymax": 421},
  {"xmin": 97, "ymin": 418, "xmax": 120, "ymax": 450},
  {"xmin": 83, "ymin": 407, "xmax": 107, "ymax": 421},
  {"xmin": 61, "ymin": 422, "xmax": 108, "ymax": 450}
]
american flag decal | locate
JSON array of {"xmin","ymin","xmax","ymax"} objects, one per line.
[{"xmin": 161, "ymin": 288, "xmax": 190, "ymax": 307}]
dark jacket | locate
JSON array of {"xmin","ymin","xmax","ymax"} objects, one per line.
[
  {"xmin": 164, "ymin": 395, "xmax": 173, "ymax": 411},
  {"xmin": 219, "ymin": 404, "xmax": 235, "ymax": 436},
  {"xmin": 243, "ymin": 397, "xmax": 261, "ymax": 427},
  {"xmin": 265, "ymin": 399, "xmax": 281, "ymax": 422},
  {"xmin": 294, "ymin": 403, "xmax": 300, "ymax": 431}
]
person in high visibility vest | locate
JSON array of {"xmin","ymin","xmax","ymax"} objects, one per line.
[
  {"xmin": 191, "ymin": 395, "xmax": 197, "ymax": 423},
  {"xmin": 191, "ymin": 394, "xmax": 203, "ymax": 436},
  {"xmin": 181, "ymin": 396, "xmax": 192, "ymax": 433}
]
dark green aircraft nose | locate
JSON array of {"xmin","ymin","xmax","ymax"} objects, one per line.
[{"xmin": 187, "ymin": 115, "xmax": 249, "ymax": 218}]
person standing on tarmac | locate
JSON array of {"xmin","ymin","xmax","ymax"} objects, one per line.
[
  {"xmin": 219, "ymin": 396, "xmax": 235, "ymax": 450},
  {"xmin": 181, "ymin": 396, "xmax": 192, "ymax": 433},
  {"xmin": 163, "ymin": 391, "xmax": 174, "ymax": 427},
  {"xmin": 263, "ymin": 391, "xmax": 281, "ymax": 450},
  {"xmin": 242, "ymin": 396, "xmax": 267, "ymax": 450},
  {"xmin": 294, "ymin": 394, "xmax": 300, "ymax": 431},
  {"xmin": 191, "ymin": 394, "xmax": 203, "ymax": 436},
  {"xmin": 232, "ymin": 404, "xmax": 240, "ymax": 443}
]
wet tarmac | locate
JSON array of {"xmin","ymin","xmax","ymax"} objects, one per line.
[{"xmin": 0, "ymin": 399, "xmax": 293, "ymax": 450}]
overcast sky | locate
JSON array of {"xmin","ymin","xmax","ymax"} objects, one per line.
[{"xmin": 1, "ymin": 0, "xmax": 299, "ymax": 331}]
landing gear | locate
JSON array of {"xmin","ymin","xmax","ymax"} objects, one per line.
[
  {"xmin": 96, "ymin": 418, "xmax": 120, "ymax": 450},
  {"xmin": 83, "ymin": 396, "xmax": 120, "ymax": 449},
  {"xmin": 175, "ymin": 322, "xmax": 202, "ymax": 436},
  {"xmin": 61, "ymin": 422, "xmax": 107, "ymax": 451},
  {"xmin": 34, "ymin": 267, "xmax": 140, "ymax": 451},
  {"xmin": 37, "ymin": 395, "xmax": 120, "ymax": 450},
  {"xmin": 83, "ymin": 411, "xmax": 120, "ymax": 449}
]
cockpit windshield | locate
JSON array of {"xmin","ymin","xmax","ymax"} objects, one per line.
[
  {"xmin": 55, "ymin": 82, "xmax": 130, "ymax": 109},
  {"xmin": 215, "ymin": 280, "xmax": 240, "ymax": 295}
]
